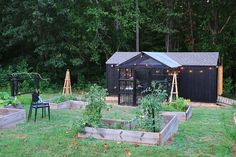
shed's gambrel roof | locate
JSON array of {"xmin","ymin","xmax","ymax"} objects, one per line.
[
  {"xmin": 144, "ymin": 52, "xmax": 181, "ymax": 68},
  {"xmin": 166, "ymin": 52, "xmax": 219, "ymax": 66},
  {"xmin": 106, "ymin": 52, "xmax": 140, "ymax": 64},
  {"xmin": 106, "ymin": 52, "xmax": 219, "ymax": 66}
]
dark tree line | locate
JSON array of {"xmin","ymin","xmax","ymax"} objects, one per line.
[{"xmin": 0, "ymin": 0, "xmax": 236, "ymax": 91}]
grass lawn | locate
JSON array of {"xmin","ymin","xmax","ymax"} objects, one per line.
[{"xmin": 0, "ymin": 102, "xmax": 236, "ymax": 157}]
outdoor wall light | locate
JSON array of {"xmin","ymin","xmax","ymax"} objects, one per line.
[
  {"xmin": 167, "ymin": 70, "xmax": 169, "ymax": 72},
  {"xmin": 189, "ymin": 70, "xmax": 193, "ymax": 73},
  {"xmin": 180, "ymin": 67, "xmax": 184, "ymax": 70},
  {"xmin": 200, "ymin": 70, "xmax": 203, "ymax": 73},
  {"xmin": 111, "ymin": 65, "xmax": 114, "ymax": 67},
  {"xmin": 209, "ymin": 67, "xmax": 212, "ymax": 70},
  {"xmin": 156, "ymin": 70, "xmax": 160, "ymax": 73}
]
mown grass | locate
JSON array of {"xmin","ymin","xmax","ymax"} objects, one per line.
[{"xmin": 0, "ymin": 101, "xmax": 236, "ymax": 157}]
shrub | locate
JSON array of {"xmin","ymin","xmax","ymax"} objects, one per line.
[
  {"xmin": 165, "ymin": 97, "xmax": 189, "ymax": 112},
  {"xmin": 223, "ymin": 77, "xmax": 235, "ymax": 97},
  {"xmin": 83, "ymin": 84, "xmax": 107, "ymax": 128},
  {"xmin": 136, "ymin": 82, "xmax": 167, "ymax": 132},
  {"xmin": 0, "ymin": 92, "xmax": 20, "ymax": 106},
  {"xmin": 53, "ymin": 94, "xmax": 77, "ymax": 103}
]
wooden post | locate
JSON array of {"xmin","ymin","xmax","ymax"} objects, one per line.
[
  {"xmin": 62, "ymin": 69, "xmax": 72, "ymax": 95},
  {"xmin": 217, "ymin": 65, "xmax": 223, "ymax": 95},
  {"xmin": 10, "ymin": 78, "xmax": 15, "ymax": 97},
  {"xmin": 169, "ymin": 72, "xmax": 178, "ymax": 102}
]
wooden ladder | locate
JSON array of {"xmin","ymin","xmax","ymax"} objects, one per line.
[
  {"xmin": 62, "ymin": 69, "xmax": 72, "ymax": 95},
  {"xmin": 169, "ymin": 72, "xmax": 178, "ymax": 102}
]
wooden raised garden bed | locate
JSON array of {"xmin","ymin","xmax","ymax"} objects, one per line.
[
  {"xmin": 50, "ymin": 100, "xmax": 87, "ymax": 109},
  {"xmin": 161, "ymin": 104, "xmax": 192, "ymax": 122},
  {"xmin": 0, "ymin": 108, "xmax": 26, "ymax": 129},
  {"xmin": 78, "ymin": 115, "xmax": 178, "ymax": 145},
  {"xmin": 234, "ymin": 113, "xmax": 236, "ymax": 124}
]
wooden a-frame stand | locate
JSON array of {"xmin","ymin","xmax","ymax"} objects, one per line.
[
  {"xmin": 62, "ymin": 69, "xmax": 72, "ymax": 95},
  {"xmin": 169, "ymin": 72, "xmax": 178, "ymax": 102}
]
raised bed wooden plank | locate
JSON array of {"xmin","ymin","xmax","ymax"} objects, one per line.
[
  {"xmin": 217, "ymin": 96, "xmax": 236, "ymax": 105},
  {"xmin": 101, "ymin": 119, "xmax": 134, "ymax": 130},
  {"xmin": 161, "ymin": 105, "xmax": 192, "ymax": 122},
  {"xmin": 160, "ymin": 115, "xmax": 178, "ymax": 144},
  {"xmin": 84, "ymin": 127, "xmax": 160, "ymax": 145},
  {"xmin": 79, "ymin": 115, "xmax": 178, "ymax": 145},
  {"xmin": 234, "ymin": 113, "xmax": 236, "ymax": 124},
  {"xmin": 185, "ymin": 104, "xmax": 192, "ymax": 120},
  {"xmin": 50, "ymin": 100, "xmax": 87, "ymax": 109},
  {"xmin": 0, "ymin": 108, "xmax": 26, "ymax": 129}
]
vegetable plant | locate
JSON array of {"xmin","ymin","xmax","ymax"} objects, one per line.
[
  {"xmin": 136, "ymin": 82, "xmax": 167, "ymax": 132},
  {"xmin": 52, "ymin": 94, "xmax": 77, "ymax": 103},
  {"xmin": 83, "ymin": 84, "xmax": 107, "ymax": 127},
  {"xmin": 0, "ymin": 92, "xmax": 20, "ymax": 106}
]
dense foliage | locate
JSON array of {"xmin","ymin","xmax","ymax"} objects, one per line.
[
  {"xmin": 0, "ymin": 0, "xmax": 236, "ymax": 94},
  {"xmin": 136, "ymin": 83, "xmax": 167, "ymax": 132},
  {"xmin": 52, "ymin": 94, "xmax": 77, "ymax": 103},
  {"xmin": 163, "ymin": 97, "xmax": 189, "ymax": 112},
  {"xmin": 82, "ymin": 84, "xmax": 107, "ymax": 128},
  {"xmin": 0, "ymin": 92, "xmax": 20, "ymax": 106}
]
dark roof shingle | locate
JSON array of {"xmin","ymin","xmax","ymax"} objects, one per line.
[
  {"xmin": 106, "ymin": 52, "xmax": 140, "ymax": 64},
  {"xmin": 106, "ymin": 52, "xmax": 219, "ymax": 66},
  {"xmin": 166, "ymin": 52, "xmax": 219, "ymax": 66}
]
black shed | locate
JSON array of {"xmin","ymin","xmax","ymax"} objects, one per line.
[{"xmin": 106, "ymin": 52, "xmax": 220, "ymax": 106}]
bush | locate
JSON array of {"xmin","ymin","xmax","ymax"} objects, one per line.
[
  {"xmin": 83, "ymin": 84, "xmax": 107, "ymax": 128},
  {"xmin": 164, "ymin": 97, "xmax": 189, "ymax": 112},
  {"xmin": 52, "ymin": 94, "xmax": 77, "ymax": 103},
  {"xmin": 136, "ymin": 82, "xmax": 167, "ymax": 132},
  {"xmin": 223, "ymin": 77, "xmax": 235, "ymax": 97},
  {"xmin": 0, "ymin": 92, "xmax": 20, "ymax": 106}
]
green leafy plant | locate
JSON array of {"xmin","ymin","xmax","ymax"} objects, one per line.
[
  {"xmin": 0, "ymin": 92, "xmax": 20, "ymax": 106},
  {"xmin": 53, "ymin": 94, "xmax": 77, "ymax": 103},
  {"xmin": 136, "ymin": 82, "xmax": 167, "ymax": 132},
  {"xmin": 164, "ymin": 97, "xmax": 189, "ymax": 112},
  {"xmin": 223, "ymin": 77, "xmax": 235, "ymax": 97},
  {"xmin": 82, "ymin": 84, "xmax": 107, "ymax": 128}
]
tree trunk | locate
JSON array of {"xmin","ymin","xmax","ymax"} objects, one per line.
[
  {"xmin": 165, "ymin": 0, "xmax": 174, "ymax": 52},
  {"xmin": 136, "ymin": 0, "xmax": 139, "ymax": 52},
  {"xmin": 187, "ymin": 1, "xmax": 195, "ymax": 51}
]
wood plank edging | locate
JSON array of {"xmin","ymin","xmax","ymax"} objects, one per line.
[
  {"xmin": 80, "ymin": 115, "xmax": 178, "ymax": 145},
  {"xmin": 160, "ymin": 115, "xmax": 178, "ymax": 144}
]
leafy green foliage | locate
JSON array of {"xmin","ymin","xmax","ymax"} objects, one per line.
[
  {"xmin": 52, "ymin": 94, "xmax": 77, "ymax": 103},
  {"xmin": 223, "ymin": 77, "xmax": 235, "ymax": 97},
  {"xmin": 164, "ymin": 97, "xmax": 189, "ymax": 112},
  {"xmin": 136, "ymin": 83, "xmax": 167, "ymax": 132},
  {"xmin": 0, "ymin": 92, "xmax": 20, "ymax": 106},
  {"xmin": 0, "ymin": 0, "xmax": 236, "ymax": 94},
  {"xmin": 80, "ymin": 84, "xmax": 107, "ymax": 129}
]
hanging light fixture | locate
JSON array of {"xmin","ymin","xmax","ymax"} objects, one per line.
[
  {"xmin": 209, "ymin": 67, "xmax": 212, "ymax": 70},
  {"xmin": 200, "ymin": 70, "xmax": 203, "ymax": 73},
  {"xmin": 189, "ymin": 70, "xmax": 193, "ymax": 73}
]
